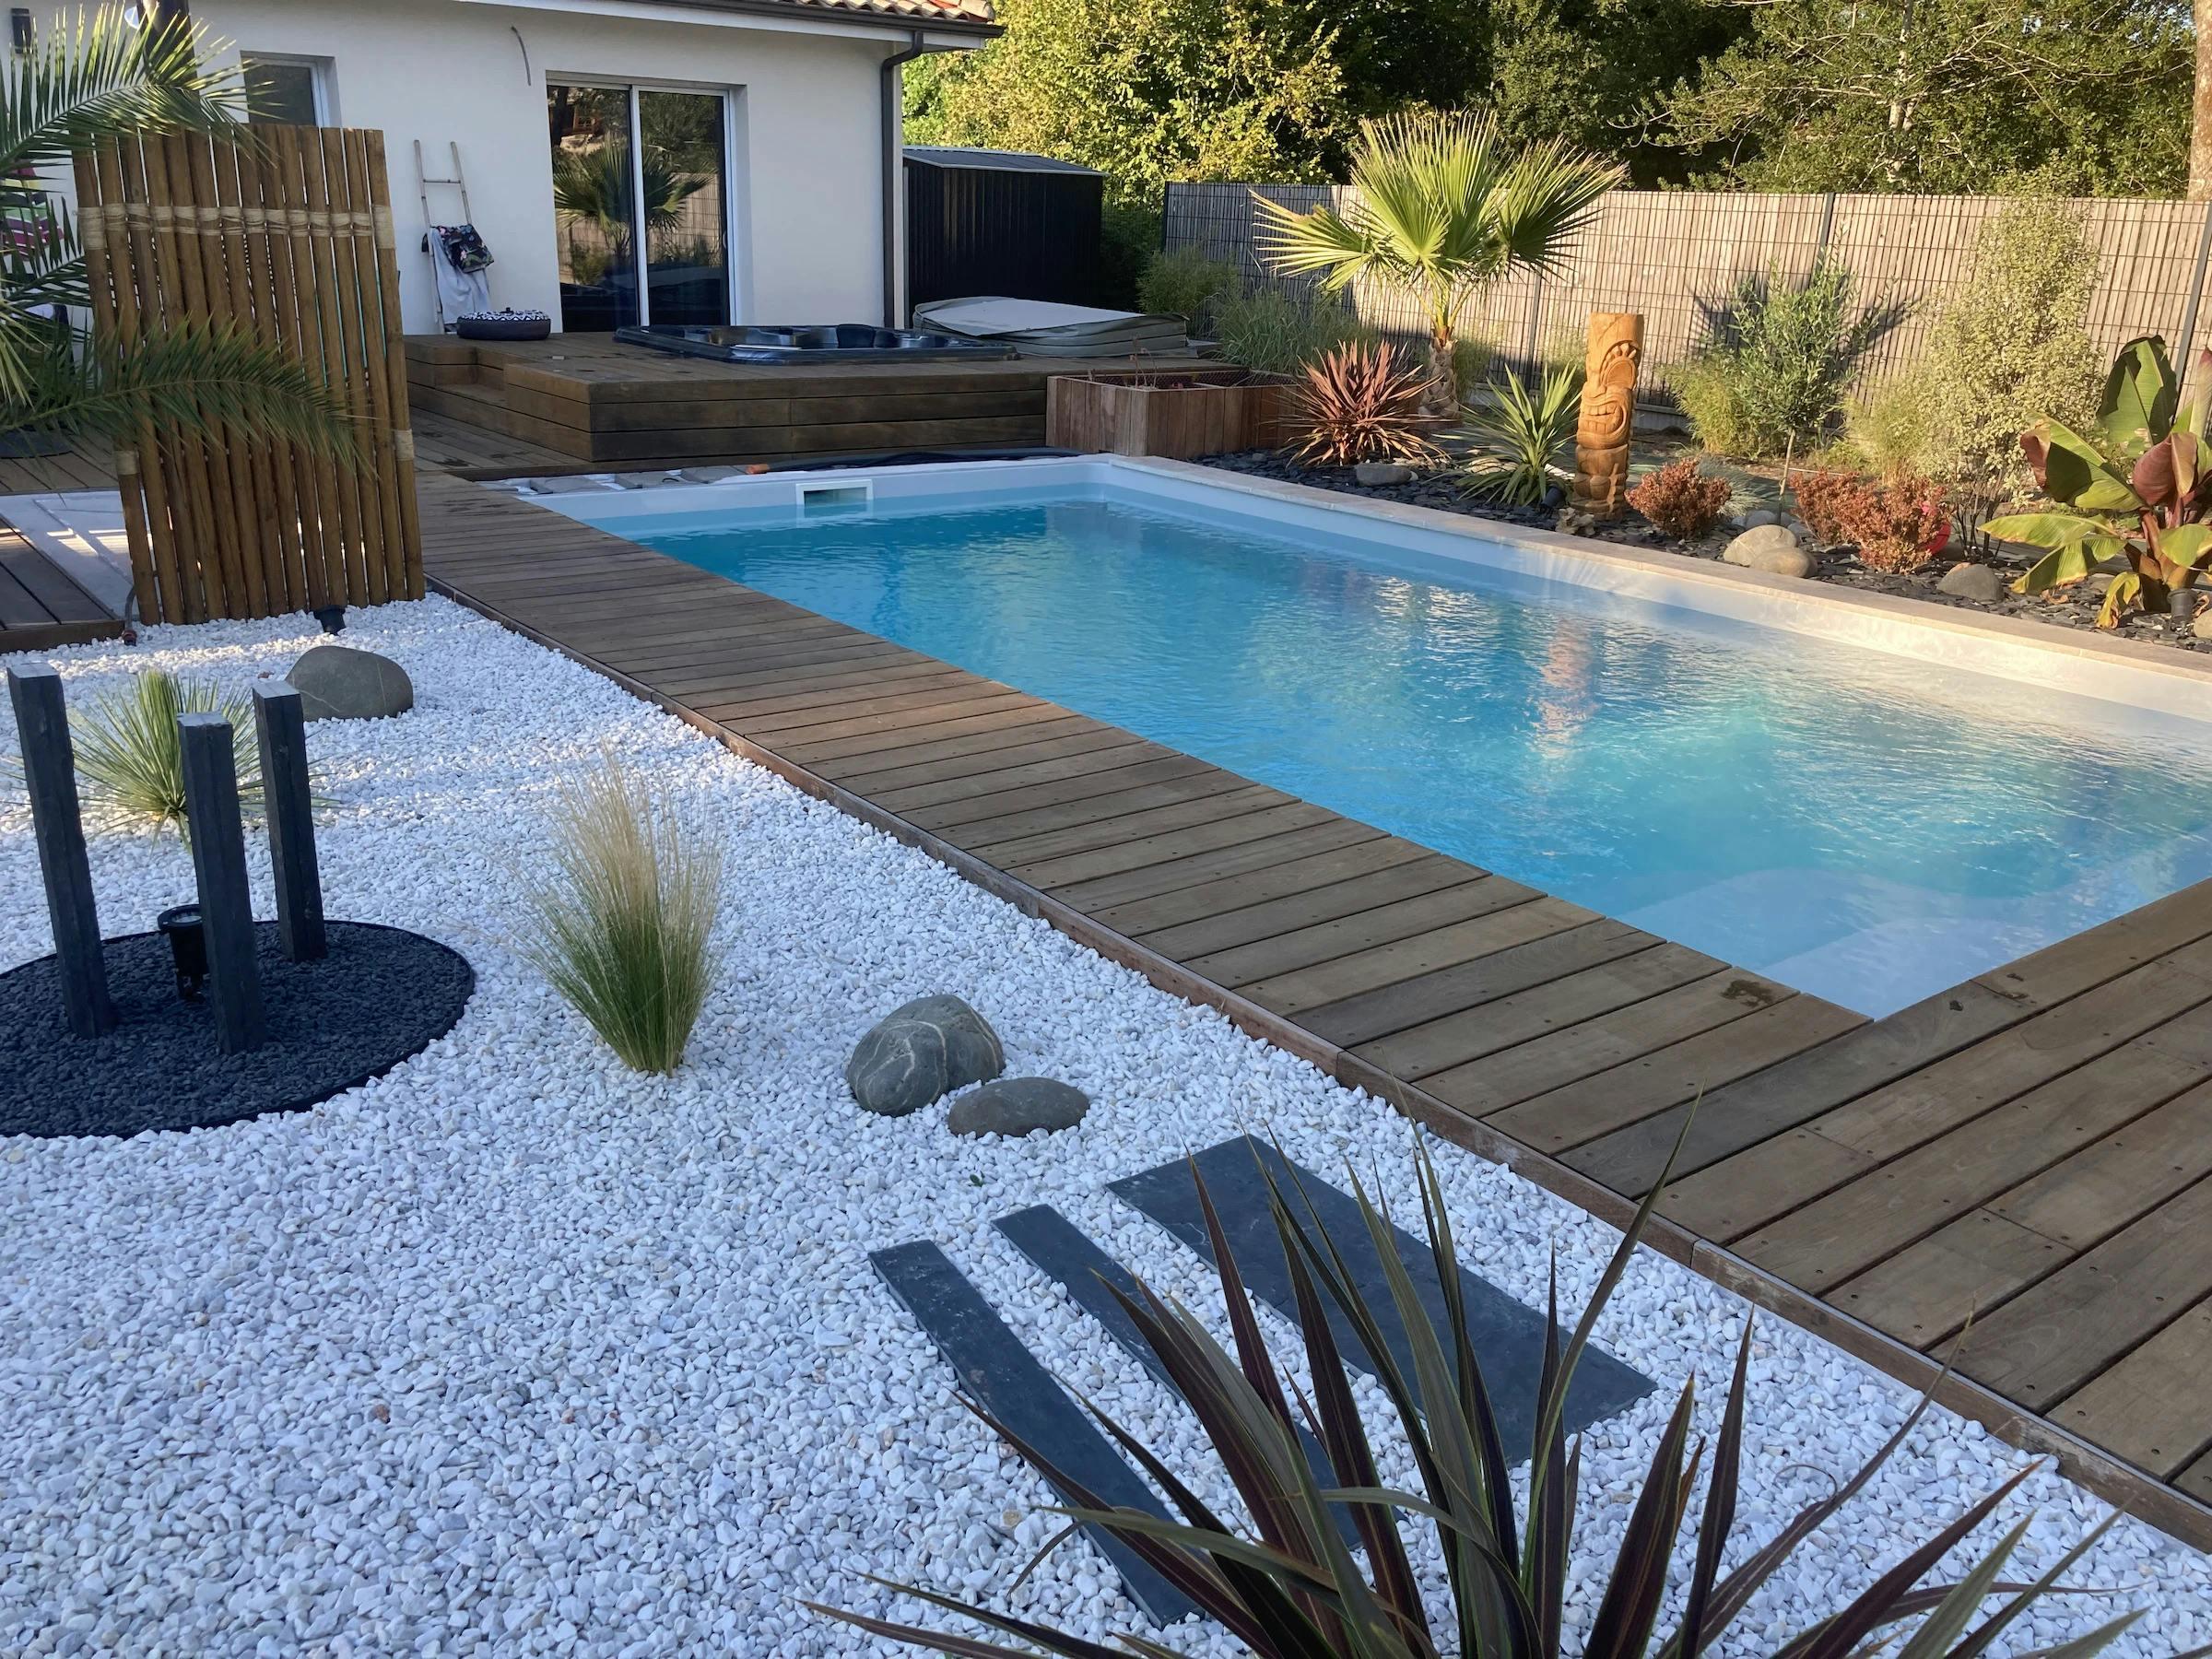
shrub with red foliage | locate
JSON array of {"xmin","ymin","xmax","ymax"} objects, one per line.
[
  {"xmin": 1793, "ymin": 466, "xmax": 1952, "ymax": 572},
  {"xmin": 1285, "ymin": 341, "xmax": 1447, "ymax": 468},
  {"xmin": 1626, "ymin": 458, "xmax": 1732, "ymax": 539},
  {"xmin": 1792, "ymin": 466, "xmax": 1865, "ymax": 547}
]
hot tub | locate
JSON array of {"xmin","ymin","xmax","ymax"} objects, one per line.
[{"xmin": 614, "ymin": 323, "xmax": 1016, "ymax": 364}]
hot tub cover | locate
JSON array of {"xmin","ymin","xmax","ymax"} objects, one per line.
[{"xmin": 913, "ymin": 297, "xmax": 1190, "ymax": 358}]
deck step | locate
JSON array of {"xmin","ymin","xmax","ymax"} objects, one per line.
[
  {"xmin": 1108, "ymin": 1135, "xmax": 1653, "ymax": 1460},
  {"xmin": 867, "ymin": 1241, "xmax": 1196, "ymax": 1628},
  {"xmin": 993, "ymin": 1204, "xmax": 1362, "ymax": 1547}
]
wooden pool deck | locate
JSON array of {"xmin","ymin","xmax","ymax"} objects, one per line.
[{"xmin": 438, "ymin": 470, "xmax": 2212, "ymax": 1546}]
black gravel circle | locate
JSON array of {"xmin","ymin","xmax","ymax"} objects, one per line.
[{"xmin": 0, "ymin": 921, "xmax": 474, "ymax": 1139}]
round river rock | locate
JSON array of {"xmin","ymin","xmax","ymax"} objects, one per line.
[
  {"xmin": 288, "ymin": 644, "xmax": 415, "ymax": 721},
  {"xmin": 946, "ymin": 1077, "xmax": 1090, "ymax": 1138},
  {"xmin": 845, "ymin": 994, "xmax": 1004, "ymax": 1116}
]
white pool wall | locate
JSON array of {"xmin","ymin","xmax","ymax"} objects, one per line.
[{"xmin": 536, "ymin": 453, "xmax": 2212, "ymax": 721}]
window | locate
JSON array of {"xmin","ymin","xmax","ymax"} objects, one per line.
[
  {"xmin": 547, "ymin": 81, "xmax": 731, "ymax": 333},
  {"xmin": 10, "ymin": 8, "xmax": 32, "ymax": 53},
  {"xmin": 241, "ymin": 54, "xmax": 332, "ymax": 126}
]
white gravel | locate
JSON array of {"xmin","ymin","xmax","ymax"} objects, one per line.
[{"xmin": 1, "ymin": 596, "xmax": 2206, "ymax": 1658}]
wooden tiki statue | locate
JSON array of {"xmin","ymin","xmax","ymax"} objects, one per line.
[{"xmin": 1571, "ymin": 313, "xmax": 1643, "ymax": 514}]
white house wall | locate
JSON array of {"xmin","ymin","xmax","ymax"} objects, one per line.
[{"xmin": 52, "ymin": 0, "xmax": 916, "ymax": 334}]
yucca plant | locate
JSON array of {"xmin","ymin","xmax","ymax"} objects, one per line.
[
  {"xmin": 58, "ymin": 667, "xmax": 264, "ymax": 840},
  {"xmin": 1288, "ymin": 341, "xmax": 1448, "ymax": 470},
  {"xmin": 1256, "ymin": 112, "xmax": 1620, "ymax": 418},
  {"xmin": 0, "ymin": 8, "xmax": 354, "ymax": 453},
  {"xmin": 816, "ymin": 1129, "xmax": 2138, "ymax": 1657},
  {"xmin": 520, "ymin": 759, "xmax": 724, "ymax": 1075},
  {"xmin": 1463, "ymin": 364, "xmax": 1582, "ymax": 505}
]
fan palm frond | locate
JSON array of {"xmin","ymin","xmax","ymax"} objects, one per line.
[
  {"xmin": 0, "ymin": 7, "xmax": 245, "ymax": 183},
  {"xmin": 1256, "ymin": 112, "xmax": 1618, "ymax": 414},
  {"xmin": 13, "ymin": 320, "xmax": 357, "ymax": 456}
]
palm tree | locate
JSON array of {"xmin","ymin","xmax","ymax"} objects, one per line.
[
  {"xmin": 1256, "ymin": 112, "xmax": 1622, "ymax": 418},
  {"xmin": 0, "ymin": 8, "xmax": 351, "ymax": 454}
]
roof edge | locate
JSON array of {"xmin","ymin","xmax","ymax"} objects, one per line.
[{"xmin": 606, "ymin": 0, "xmax": 1001, "ymax": 36}]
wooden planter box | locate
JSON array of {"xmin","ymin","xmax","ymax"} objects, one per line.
[{"xmin": 1047, "ymin": 371, "xmax": 1294, "ymax": 459}]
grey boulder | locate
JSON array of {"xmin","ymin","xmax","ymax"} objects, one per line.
[
  {"xmin": 947, "ymin": 1077, "xmax": 1090, "ymax": 1138},
  {"xmin": 1936, "ymin": 561, "xmax": 2005, "ymax": 604},
  {"xmin": 1353, "ymin": 462, "xmax": 1415, "ymax": 487},
  {"xmin": 287, "ymin": 644, "xmax": 414, "ymax": 721},
  {"xmin": 1722, "ymin": 525, "xmax": 1812, "ymax": 578},
  {"xmin": 846, "ymin": 994, "xmax": 1005, "ymax": 1117}
]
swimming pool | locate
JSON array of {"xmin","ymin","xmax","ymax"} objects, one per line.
[{"xmin": 549, "ymin": 459, "xmax": 2212, "ymax": 1018}]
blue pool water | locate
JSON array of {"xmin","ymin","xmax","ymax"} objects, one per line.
[{"xmin": 628, "ymin": 488, "xmax": 2212, "ymax": 1017}]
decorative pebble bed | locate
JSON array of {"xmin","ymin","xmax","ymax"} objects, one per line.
[{"xmin": 2, "ymin": 596, "xmax": 2206, "ymax": 1657}]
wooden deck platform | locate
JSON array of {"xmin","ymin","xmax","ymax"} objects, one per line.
[
  {"xmin": 405, "ymin": 334, "xmax": 1211, "ymax": 471},
  {"xmin": 414, "ymin": 470, "xmax": 2212, "ymax": 1547},
  {"xmin": 0, "ymin": 447, "xmax": 125, "ymax": 653}
]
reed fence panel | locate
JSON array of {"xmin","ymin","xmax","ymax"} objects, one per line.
[
  {"xmin": 1164, "ymin": 183, "xmax": 2212, "ymax": 395},
  {"xmin": 74, "ymin": 124, "xmax": 420, "ymax": 625}
]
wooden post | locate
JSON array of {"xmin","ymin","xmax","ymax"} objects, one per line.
[
  {"xmin": 6, "ymin": 665, "xmax": 115, "ymax": 1039},
  {"xmin": 1571, "ymin": 312, "xmax": 1644, "ymax": 517},
  {"xmin": 253, "ymin": 683, "xmax": 324, "ymax": 962},
  {"xmin": 178, "ymin": 713, "xmax": 265, "ymax": 1053}
]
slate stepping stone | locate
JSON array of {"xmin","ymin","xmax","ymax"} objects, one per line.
[
  {"xmin": 1109, "ymin": 1136, "xmax": 1652, "ymax": 1462},
  {"xmin": 868, "ymin": 1241, "xmax": 1194, "ymax": 1627},
  {"xmin": 994, "ymin": 1204, "xmax": 1361, "ymax": 1547}
]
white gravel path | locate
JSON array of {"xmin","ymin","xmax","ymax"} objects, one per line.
[{"xmin": 1, "ymin": 596, "xmax": 2206, "ymax": 1658}]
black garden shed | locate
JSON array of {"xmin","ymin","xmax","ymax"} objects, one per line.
[{"xmin": 904, "ymin": 147, "xmax": 1107, "ymax": 313}]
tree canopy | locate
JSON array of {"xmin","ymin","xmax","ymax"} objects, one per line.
[{"xmin": 910, "ymin": 0, "xmax": 2195, "ymax": 203}]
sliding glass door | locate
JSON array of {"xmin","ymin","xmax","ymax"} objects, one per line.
[{"xmin": 547, "ymin": 82, "xmax": 730, "ymax": 333}]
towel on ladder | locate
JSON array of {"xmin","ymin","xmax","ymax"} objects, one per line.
[{"xmin": 429, "ymin": 224, "xmax": 490, "ymax": 326}]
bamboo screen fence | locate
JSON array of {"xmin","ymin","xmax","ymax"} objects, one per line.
[
  {"xmin": 1165, "ymin": 184, "xmax": 2212, "ymax": 394},
  {"xmin": 73, "ymin": 125, "xmax": 421, "ymax": 625}
]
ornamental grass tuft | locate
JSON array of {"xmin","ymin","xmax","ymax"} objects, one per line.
[
  {"xmin": 65, "ymin": 668, "xmax": 264, "ymax": 841},
  {"xmin": 521, "ymin": 759, "xmax": 724, "ymax": 1075},
  {"xmin": 816, "ymin": 1124, "xmax": 2134, "ymax": 1658}
]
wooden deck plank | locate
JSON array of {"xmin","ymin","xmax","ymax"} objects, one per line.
[
  {"xmin": 1476, "ymin": 994, "xmax": 1863, "ymax": 1156},
  {"xmin": 944, "ymin": 770, "xmax": 1272, "ymax": 853},
  {"xmin": 1656, "ymin": 946, "xmax": 2212, "ymax": 1243},
  {"xmin": 1089, "ymin": 838, "xmax": 1440, "ymax": 938},
  {"xmin": 1734, "ymin": 1005, "xmax": 2212, "ymax": 1296},
  {"xmin": 836, "ymin": 727, "xmax": 1151, "ymax": 796},
  {"xmin": 1351, "ymin": 944, "xmax": 1724, "ymax": 1083},
  {"xmin": 2053, "ymin": 1300, "xmax": 2212, "ymax": 1477},
  {"xmin": 1236, "ymin": 896, "xmax": 1597, "ymax": 1019},
  {"xmin": 1050, "ymin": 820, "xmax": 1387, "ymax": 915},
  {"xmin": 1297, "ymin": 922, "xmax": 1658, "ymax": 1050},
  {"xmin": 1430, "ymin": 971, "xmax": 1793, "ymax": 1121},
  {"xmin": 812, "ymin": 715, "xmax": 1115, "ymax": 782},
  {"xmin": 1181, "ymin": 875, "xmax": 1525, "ymax": 988},
  {"xmin": 1950, "ymin": 1174, "xmax": 2212, "ymax": 1409},
  {"xmin": 893, "ymin": 752, "xmax": 1220, "ymax": 831},
  {"xmin": 1006, "ymin": 801, "xmax": 1340, "ymax": 891},
  {"xmin": 963, "ymin": 783, "xmax": 1293, "ymax": 867},
  {"xmin": 1137, "ymin": 854, "xmax": 1483, "ymax": 962}
]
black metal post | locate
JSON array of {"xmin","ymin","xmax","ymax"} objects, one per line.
[
  {"xmin": 253, "ymin": 683, "xmax": 324, "ymax": 962},
  {"xmin": 177, "ymin": 712, "xmax": 265, "ymax": 1053},
  {"xmin": 6, "ymin": 665, "xmax": 113, "ymax": 1038}
]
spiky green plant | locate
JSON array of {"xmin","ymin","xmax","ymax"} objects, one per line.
[
  {"xmin": 0, "ymin": 8, "xmax": 354, "ymax": 453},
  {"xmin": 1255, "ymin": 112, "xmax": 1620, "ymax": 417},
  {"xmin": 520, "ymin": 759, "xmax": 724, "ymax": 1075},
  {"xmin": 65, "ymin": 667, "xmax": 263, "ymax": 840},
  {"xmin": 815, "ymin": 1129, "xmax": 2137, "ymax": 1658},
  {"xmin": 1463, "ymin": 363, "xmax": 1582, "ymax": 505}
]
